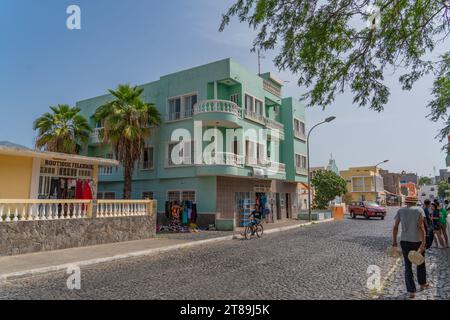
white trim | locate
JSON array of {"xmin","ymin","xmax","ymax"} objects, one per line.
[
  {"xmin": 166, "ymin": 91, "xmax": 199, "ymax": 122},
  {"xmin": 29, "ymin": 157, "xmax": 41, "ymax": 198}
]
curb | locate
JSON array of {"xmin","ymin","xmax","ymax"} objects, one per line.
[{"xmin": 0, "ymin": 218, "xmax": 335, "ymax": 282}]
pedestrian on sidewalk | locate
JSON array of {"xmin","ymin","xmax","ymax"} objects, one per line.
[
  {"xmin": 439, "ymin": 203, "xmax": 449, "ymax": 248},
  {"xmin": 392, "ymin": 196, "xmax": 430, "ymax": 299},
  {"xmin": 431, "ymin": 202, "xmax": 446, "ymax": 248}
]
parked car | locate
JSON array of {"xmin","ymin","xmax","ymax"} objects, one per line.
[{"xmin": 348, "ymin": 201, "xmax": 387, "ymax": 220}]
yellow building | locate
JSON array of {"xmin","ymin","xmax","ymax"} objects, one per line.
[
  {"xmin": 0, "ymin": 142, "xmax": 118, "ymax": 199},
  {"xmin": 340, "ymin": 166, "xmax": 386, "ymax": 204}
]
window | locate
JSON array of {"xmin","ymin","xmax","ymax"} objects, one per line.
[
  {"xmin": 141, "ymin": 146, "xmax": 154, "ymax": 170},
  {"xmin": 97, "ymin": 192, "xmax": 116, "ymax": 200},
  {"xmin": 168, "ymin": 191, "xmax": 181, "ymax": 202},
  {"xmin": 295, "ymin": 154, "xmax": 307, "ymax": 169},
  {"xmin": 255, "ymin": 99, "xmax": 264, "ymax": 116},
  {"xmin": 245, "ymin": 94, "xmax": 254, "ymax": 112},
  {"xmin": 167, "ymin": 93, "xmax": 198, "ymax": 121},
  {"xmin": 142, "ymin": 191, "xmax": 154, "ymax": 199},
  {"xmin": 294, "ymin": 119, "xmax": 306, "ymax": 139},
  {"xmin": 167, "ymin": 190, "xmax": 196, "ymax": 202},
  {"xmin": 168, "ymin": 97, "xmax": 181, "ymax": 120},
  {"xmin": 184, "ymin": 94, "xmax": 197, "ymax": 118},
  {"xmin": 182, "ymin": 191, "xmax": 196, "ymax": 202},
  {"xmin": 230, "ymin": 94, "xmax": 239, "ymax": 104},
  {"xmin": 167, "ymin": 141, "xmax": 194, "ymax": 166}
]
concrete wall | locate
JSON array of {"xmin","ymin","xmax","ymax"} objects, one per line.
[
  {"xmin": 0, "ymin": 154, "xmax": 33, "ymax": 199},
  {"xmin": 0, "ymin": 215, "xmax": 156, "ymax": 256}
]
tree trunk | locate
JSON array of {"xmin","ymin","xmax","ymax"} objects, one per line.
[{"xmin": 123, "ymin": 164, "xmax": 132, "ymax": 199}]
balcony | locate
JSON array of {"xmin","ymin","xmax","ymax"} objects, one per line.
[
  {"xmin": 89, "ymin": 127, "xmax": 102, "ymax": 144},
  {"xmin": 193, "ymin": 100, "xmax": 242, "ymax": 127},
  {"xmin": 263, "ymin": 79, "xmax": 281, "ymax": 98},
  {"xmin": 245, "ymin": 157, "xmax": 286, "ymax": 174},
  {"xmin": 296, "ymin": 167, "xmax": 308, "ymax": 176},
  {"xmin": 244, "ymin": 110, "xmax": 265, "ymax": 125},
  {"xmin": 194, "ymin": 100, "xmax": 241, "ymax": 117},
  {"xmin": 294, "ymin": 130, "xmax": 307, "ymax": 141},
  {"xmin": 202, "ymin": 152, "xmax": 245, "ymax": 167}
]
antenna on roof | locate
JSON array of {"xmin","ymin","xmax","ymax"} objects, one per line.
[{"xmin": 257, "ymin": 49, "xmax": 265, "ymax": 75}]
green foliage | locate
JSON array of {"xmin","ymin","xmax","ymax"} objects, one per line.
[
  {"xmin": 33, "ymin": 104, "xmax": 91, "ymax": 154},
  {"xmin": 94, "ymin": 84, "xmax": 161, "ymax": 199},
  {"xmin": 220, "ymin": 0, "xmax": 450, "ymax": 142},
  {"xmin": 419, "ymin": 176, "xmax": 433, "ymax": 186},
  {"xmin": 437, "ymin": 179, "xmax": 450, "ymax": 198},
  {"xmin": 311, "ymin": 170, "xmax": 348, "ymax": 209}
]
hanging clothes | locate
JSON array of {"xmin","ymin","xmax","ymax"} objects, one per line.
[
  {"xmin": 82, "ymin": 180, "xmax": 93, "ymax": 200},
  {"xmin": 75, "ymin": 180, "xmax": 83, "ymax": 199}
]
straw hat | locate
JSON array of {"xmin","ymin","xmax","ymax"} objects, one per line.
[
  {"xmin": 408, "ymin": 250, "xmax": 425, "ymax": 265},
  {"xmin": 405, "ymin": 196, "xmax": 419, "ymax": 204},
  {"xmin": 387, "ymin": 246, "xmax": 402, "ymax": 258}
]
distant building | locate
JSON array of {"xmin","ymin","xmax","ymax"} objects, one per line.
[
  {"xmin": 379, "ymin": 169, "xmax": 402, "ymax": 206},
  {"xmin": 435, "ymin": 169, "xmax": 450, "ymax": 184},
  {"xmin": 340, "ymin": 166, "xmax": 385, "ymax": 204},
  {"xmin": 399, "ymin": 171, "xmax": 418, "ymax": 185},
  {"xmin": 419, "ymin": 185, "xmax": 438, "ymax": 203}
]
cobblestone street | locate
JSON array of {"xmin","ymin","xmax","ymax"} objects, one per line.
[
  {"xmin": 381, "ymin": 247, "xmax": 450, "ymax": 300},
  {"xmin": 0, "ymin": 210, "xmax": 399, "ymax": 300}
]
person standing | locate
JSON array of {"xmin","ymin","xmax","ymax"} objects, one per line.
[
  {"xmin": 392, "ymin": 196, "xmax": 430, "ymax": 299},
  {"xmin": 431, "ymin": 202, "xmax": 446, "ymax": 248},
  {"xmin": 439, "ymin": 203, "xmax": 449, "ymax": 247}
]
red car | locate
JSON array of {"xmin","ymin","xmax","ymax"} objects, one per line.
[{"xmin": 348, "ymin": 201, "xmax": 386, "ymax": 220}]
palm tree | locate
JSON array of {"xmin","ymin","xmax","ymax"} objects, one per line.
[
  {"xmin": 94, "ymin": 84, "xmax": 161, "ymax": 199},
  {"xmin": 33, "ymin": 104, "xmax": 92, "ymax": 154}
]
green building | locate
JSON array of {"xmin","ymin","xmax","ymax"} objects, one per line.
[{"xmin": 77, "ymin": 58, "xmax": 308, "ymax": 228}]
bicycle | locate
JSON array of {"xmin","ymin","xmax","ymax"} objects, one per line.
[{"xmin": 244, "ymin": 214, "xmax": 264, "ymax": 240}]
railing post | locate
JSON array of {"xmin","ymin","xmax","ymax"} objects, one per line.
[{"xmin": 87, "ymin": 200, "xmax": 94, "ymax": 218}]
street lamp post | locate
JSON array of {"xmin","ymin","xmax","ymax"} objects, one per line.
[
  {"xmin": 374, "ymin": 160, "xmax": 389, "ymax": 203},
  {"xmin": 307, "ymin": 116, "xmax": 336, "ymax": 222}
]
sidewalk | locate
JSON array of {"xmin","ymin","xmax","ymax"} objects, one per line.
[{"xmin": 0, "ymin": 218, "xmax": 333, "ymax": 281}]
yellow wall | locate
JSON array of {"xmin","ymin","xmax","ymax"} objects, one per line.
[
  {"xmin": 340, "ymin": 166, "xmax": 383, "ymax": 203},
  {"xmin": 0, "ymin": 154, "xmax": 33, "ymax": 199}
]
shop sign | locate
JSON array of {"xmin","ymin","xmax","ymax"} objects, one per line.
[{"xmin": 44, "ymin": 160, "xmax": 94, "ymax": 170}]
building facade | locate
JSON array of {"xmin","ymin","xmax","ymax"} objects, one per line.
[
  {"xmin": 77, "ymin": 58, "xmax": 308, "ymax": 227},
  {"xmin": 340, "ymin": 166, "xmax": 385, "ymax": 203},
  {"xmin": 379, "ymin": 169, "xmax": 402, "ymax": 206}
]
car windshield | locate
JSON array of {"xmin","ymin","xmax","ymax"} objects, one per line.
[{"xmin": 364, "ymin": 201, "xmax": 379, "ymax": 207}]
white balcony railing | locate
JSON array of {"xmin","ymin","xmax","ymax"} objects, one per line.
[
  {"xmin": 99, "ymin": 166, "xmax": 114, "ymax": 176},
  {"xmin": 96, "ymin": 200, "xmax": 151, "ymax": 218},
  {"xmin": 202, "ymin": 152, "xmax": 244, "ymax": 167},
  {"xmin": 294, "ymin": 130, "xmax": 307, "ymax": 141},
  {"xmin": 244, "ymin": 110, "xmax": 266, "ymax": 125},
  {"xmin": 245, "ymin": 157, "xmax": 286, "ymax": 174},
  {"xmin": 296, "ymin": 167, "xmax": 308, "ymax": 176},
  {"xmin": 0, "ymin": 199, "xmax": 92, "ymax": 222},
  {"xmin": 193, "ymin": 100, "xmax": 242, "ymax": 118},
  {"xmin": 264, "ymin": 117, "xmax": 284, "ymax": 132}
]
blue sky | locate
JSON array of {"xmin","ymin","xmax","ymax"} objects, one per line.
[{"xmin": 0, "ymin": 0, "xmax": 447, "ymax": 177}]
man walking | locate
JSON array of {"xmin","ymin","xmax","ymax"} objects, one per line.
[{"xmin": 392, "ymin": 196, "xmax": 430, "ymax": 299}]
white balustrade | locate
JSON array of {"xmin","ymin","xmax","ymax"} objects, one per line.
[
  {"xmin": 96, "ymin": 200, "xmax": 152, "ymax": 218},
  {"xmin": 0, "ymin": 200, "xmax": 91, "ymax": 222},
  {"xmin": 193, "ymin": 100, "xmax": 242, "ymax": 118},
  {"xmin": 202, "ymin": 152, "xmax": 245, "ymax": 167}
]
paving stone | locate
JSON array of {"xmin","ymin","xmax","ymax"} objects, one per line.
[{"xmin": 0, "ymin": 210, "xmax": 399, "ymax": 300}]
